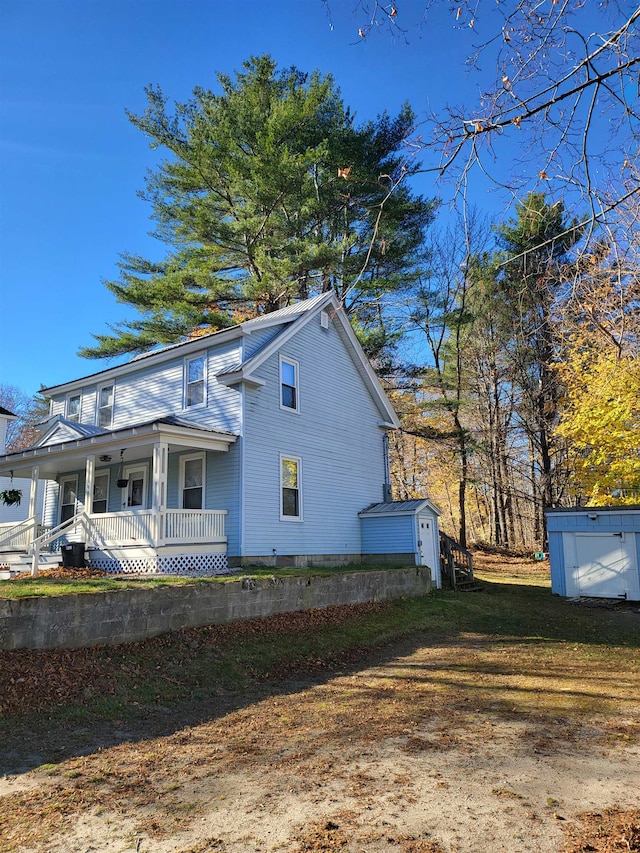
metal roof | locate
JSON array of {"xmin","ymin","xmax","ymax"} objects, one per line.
[{"xmin": 359, "ymin": 499, "xmax": 441, "ymax": 516}]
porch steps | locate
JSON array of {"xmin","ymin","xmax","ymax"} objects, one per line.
[
  {"xmin": 439, "ymin": 532, "xmax": 482, "ymax": 592},
  {"xmin": 0, "ymin": 550, "xmax": 62, "ymax": 577}
]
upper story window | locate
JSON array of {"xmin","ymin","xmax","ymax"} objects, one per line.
[
  {"xmin": 67, "ymin": 394, "xmax": 81, "ymax": 422},
  {"xmin": 280, "ymin": 455, "xmax": 302, "ymax": 521},
  {"xmin": 280, "ymin": 357, "xmax": 299, "ymax": 412},
  {"xmin": 185, "ymin": 355, "xmax": 206, "ymax": 408},
  {"xmin": 98, "ymin": 384, "xmax": 114, "ymax": 428}
]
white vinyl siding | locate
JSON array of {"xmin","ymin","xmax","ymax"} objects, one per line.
[
  {"xmin": 111, "ymin": 342, "xmax": 241, "ymax": 434},
  {"xmin": 241, "ymin": 314, "xmax": 387, "ymax": 557}
]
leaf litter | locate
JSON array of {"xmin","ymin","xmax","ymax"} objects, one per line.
[{"xmin": 1, "ymin": 553, "xmax": 639, "ymax": 852}]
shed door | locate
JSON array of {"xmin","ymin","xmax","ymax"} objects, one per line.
[
  {"xmin": 570, "ymin": 533, "xmax": 638, "ymax": 599},
  {"xmin": 418, "ymin": 514, "xmax": 436, "ymax": 571}
]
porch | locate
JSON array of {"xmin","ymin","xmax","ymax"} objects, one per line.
[
  {"xmin": 0, "ymin": 507, "xmax": 229, "ymax": 575},
  {"xmin": 0, "ymin": 416, "xmax": 237, "ymax": 576}
]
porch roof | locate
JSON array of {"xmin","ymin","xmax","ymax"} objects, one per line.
[{"xmin": 0, "ymin": 416, "xmax": 238, "ymax": 479}]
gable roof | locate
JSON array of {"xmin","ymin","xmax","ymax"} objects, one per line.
[
  {"xmin": 41, "ymin": 293, "xmax": 335, "ymax": 396},
  {"xmin": 35, "ymin": 415, "xmax": 107, "ymax": 447},
  {"xmin": 0, "ymin": 406, "xmax": 17, "ymax": 419},
  {"xmin": 40, "ymin": 292, "xmax": 399, "ymax": 428},
  {"xmin": 217, "ymin": 291, "xmax": 400, "ymax": 428}
]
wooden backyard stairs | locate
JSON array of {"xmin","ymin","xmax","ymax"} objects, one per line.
[{"xmin": 439, "ymin": 532, "xmax": 482, "ymax": 591}]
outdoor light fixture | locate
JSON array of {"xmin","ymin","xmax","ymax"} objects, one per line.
[
  {"xmin": 588, "ymin": 513, "xmax": 598, "ymax": 520},
  {"xmin": 99, "ymin": 455, "xmax": 112, "ymax": 463}
]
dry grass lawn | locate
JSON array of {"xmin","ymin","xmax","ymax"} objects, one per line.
[{"xmin": 1, "ymin": 552, "xmax": 638, "ymax": 852}]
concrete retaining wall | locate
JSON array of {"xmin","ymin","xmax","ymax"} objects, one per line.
[{"xmin": 0, "ymin": 567, "xmax": 431, "ymax": 650}]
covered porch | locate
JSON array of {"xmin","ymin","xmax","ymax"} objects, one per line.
[{"xmin": 0, "ymin": 417, "xmax": 237, "ymax": 576}]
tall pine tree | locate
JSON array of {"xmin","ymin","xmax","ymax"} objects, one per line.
[{"xmin": 81, "ymin": 55, "xmax": 435, "ymax": 359}]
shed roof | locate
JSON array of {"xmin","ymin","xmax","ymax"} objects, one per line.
[{"xmin": 359, "ymin": 499, "xmax": 441, "ymax": 517}]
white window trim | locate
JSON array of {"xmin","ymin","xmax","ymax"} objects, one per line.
[
  {"xmin": 179, "ymin": 452, "xmax": 206, "ymax": 509},
  {"xmin": 280, "ymin": 453, "xmax": 303, "ymax": 522},
  {"xmin": 121, "ymin": 463, "xmax": 149, "ymax": 510},
  {"xmin": 59, "ymin": 474, "xmax": 79, "ymax": 524},
  {"xmin": 184, "ymin": 354, "xmax": 207, "ymax": 409},
  {"xmin": 97, "ymin": 383, "xmax": 115, "ymax": 429},
  {"xmin": 93, "ymin": 469, "xmax": 111, "ymax": 514},
  {"xmin": 279, "ymin": 355, "xmax": 300, "ymax": 414},
  {"xmin": 66, "ymin": 393, "xmax": 81, "ymax": 422}
]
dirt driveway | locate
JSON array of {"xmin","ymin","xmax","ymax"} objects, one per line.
[{"xmin": 1, "ymin": 558, "xmax": 639, "ymax": 852}]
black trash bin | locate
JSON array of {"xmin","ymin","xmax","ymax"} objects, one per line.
[{"xmin": 61, "ymin": 542, "xmax": 86, "ymax": 568}]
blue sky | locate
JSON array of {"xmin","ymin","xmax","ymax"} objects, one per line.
[{"xmin": 0, "ymin": 0, "xmax": 610, "ymax": 399}]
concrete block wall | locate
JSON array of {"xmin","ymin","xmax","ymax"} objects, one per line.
[{"xmin": 0, "ymin": 566, "xmax": 431, "ymax": 650}]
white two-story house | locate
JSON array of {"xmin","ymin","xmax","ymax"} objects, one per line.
[{"xmin": 0, "ymin": 292, "xmax": 443, "ymax": 577}]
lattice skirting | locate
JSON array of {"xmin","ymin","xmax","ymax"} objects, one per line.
[{"xmin": 89, "ymin": 553, "xmax": 228, "ymax": 576}]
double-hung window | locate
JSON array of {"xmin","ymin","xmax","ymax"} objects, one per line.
[
  {"xmin": 280, "ymin": 357, "xmax": 299, "ymax": 412},
  {"xmin": 93, "ymin": 471, "xmax": 110, "ymax": 514},
  {"xmin": 67, "ymin": 394, "xmax": 81, "ymax": 422},
  {"xmin": 98, "ymin": 384, "xmax": 114, "ymax": 428},
  {"xmin": 181, "ymin": 454, "xmax": 205, "ymax": 509},
  {"xmin": 280, "ymin": 455, "xmax": 302, "ymax": 520},
  {"xmin": 186, "ymin": 355, "xmax": 206, "ymax": 408}
]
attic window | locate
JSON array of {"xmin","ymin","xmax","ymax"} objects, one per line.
[
  {"xmin": 280, "ymin": 357, "xmax": 299, "ymax": 412},
  {"xmin": 320, "ymin": 310, "xmax": 329, "ymax": 330},
  {"xmin": 67, "ymin": 394, "xmax": 80, "ymax": 423},
  {"xmin": 185, "ymin": 355, "xmax": 206, "ymax": 408}
]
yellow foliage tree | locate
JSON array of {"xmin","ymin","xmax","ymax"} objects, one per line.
[{"xmin": 557, "ymin": 350, "xmax": 640, "ymax": 505}]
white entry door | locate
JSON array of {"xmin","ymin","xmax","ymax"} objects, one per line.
[
  {"xmin": 122, "ymin": 465, "xmax": 148, "ymax": 510},
  {"xmin": 418, "ymin": 513, "xmax": 440, "ymax": 586},
  {"xmin": 569, "ymin": 532, "xmax": 638, "ymax": 600}
]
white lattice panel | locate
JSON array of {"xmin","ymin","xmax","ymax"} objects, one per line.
[
  {"xmin": 158, "ymin": 553, "xmax": 228, "ymax": 576},
  {"xmin": 90, "ymin": 556, "xmax": 158, "ymax": 574},
  {"xmin": 89, "ymin": 553, "xmax": 228, "ymax": 576}
]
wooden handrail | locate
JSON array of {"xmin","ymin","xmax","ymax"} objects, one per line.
[{"xmin": 439, "ymin": 531, "xmax": 475, "ymax": 590}]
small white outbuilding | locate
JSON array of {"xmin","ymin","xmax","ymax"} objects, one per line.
[{"xmin": 546, "ymin": 506, "xmax": 640, "ymax": 601}]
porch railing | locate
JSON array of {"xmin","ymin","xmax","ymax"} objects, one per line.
[
  {"xmin": 86, "ymin": 511, "xmax": 156, "ymax": 546},
  {"xmin": 162, "ymin": 509, "xmax": 227, "ymax": 543},
  {"xmin": 0, "ymin": 518, "xmax": 38, "ymax": 551},
  {"xmin": 26, "ymin": 508, "xmax": 228, "ymax": 575},
  {"xmin": 30, "ymin": 513, "xmax": 89, "ymax": 576}
]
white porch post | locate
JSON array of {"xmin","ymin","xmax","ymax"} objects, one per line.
[
  {"xmin": 29, "ymin": 465, "xmax": 40, "ymax": 576},
  {"xmin": 28, "ymin": 465, "xmax": 40, "ymax": 520},
  {"xmin": 152, "ymin": 442, "xmax": 168, "ymax": 546},
  {"xmin": 84, "ymin": 455, "xmax": 95, "ymax": 515},
  {"xmin": 84, "ymin": 455, "xmax": 95, "ymax": 546}
]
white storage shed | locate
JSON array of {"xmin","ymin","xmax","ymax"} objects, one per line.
[{"xmin": 547, "ymin": 506, "xmax": 640, "ymax": 601}]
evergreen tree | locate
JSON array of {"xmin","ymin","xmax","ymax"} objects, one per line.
[
  {"xmin": 495, "ymin": 193, "xmax": 583, "ymax": 541},
  {"xmin": 81, "ymin": 55, "xmax": 435, "ymax": 359}
]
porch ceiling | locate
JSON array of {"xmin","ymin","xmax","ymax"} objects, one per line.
[{"xmin": 0, "ymin": 420, "xmax": 237, "ymax": 479}]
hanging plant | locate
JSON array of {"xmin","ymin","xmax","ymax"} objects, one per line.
[{"xmin": 0, "ymin": 489, "xmax": 22, "ymax": 506}]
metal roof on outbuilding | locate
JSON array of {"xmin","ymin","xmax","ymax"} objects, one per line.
[{"xmin": 359, "ymin": 499, "xmax": 441, "ymax": 516}]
